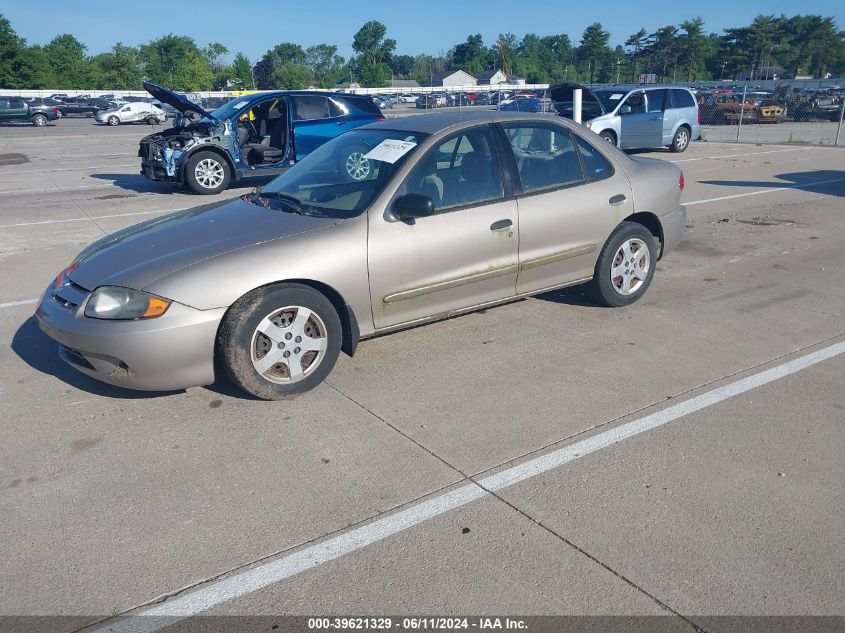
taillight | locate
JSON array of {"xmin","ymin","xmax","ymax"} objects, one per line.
[
  {"xmin": 679, "ymin": 171, "xmax": 685, "ymax": 191},
  {"xmin": 52, "ymin": 107, "xmax": 58, "ymax": 113},
  {"xmin": 375, "ymin": 116, "xmax": 385, "ymax": 122},
  {"xmin": 697, "ymin": 108, "xmax": 701, "ymax": 124}
]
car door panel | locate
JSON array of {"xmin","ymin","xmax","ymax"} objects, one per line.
[{"xmin": 367, "ymin": 126, "xmax": 518, "ymax": 330}]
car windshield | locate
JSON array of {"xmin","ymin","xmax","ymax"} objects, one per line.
[
  {"xmin": 259, "ymin": 129, "xmax": 428, "ymax": 218},
  {"xmin": 593, "ymin": 90, "xmax": 632, "ymax": 112},
  {"xmin": 206, "ymin": 97, "xmax": 256, "ymax": 122}
]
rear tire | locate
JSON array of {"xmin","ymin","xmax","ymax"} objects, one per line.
[
  {"xmin": 670, "ymin": 126, "xmax": 690, "ymax": 153},
  {"xmin": 587, "ymin": 221, "xmax": 657, "ymax": 308},
  {"xmin": 218, "ymin": 284, "xmax": 342, "ymax": 400},
  {"xmin": 184, "ymin": 151, "xmax": 231, "ymax": 195},
  {"xmin": 599, "ymin": 130, "xmax": 617, "ymax": 146},
  {"xmin": 31, "ymin": 114, "xmax": 48, "ymax": 127}
]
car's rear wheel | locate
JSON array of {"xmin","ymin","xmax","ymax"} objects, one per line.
[
  {"xmin": 588, "ymin": 221, "xmax": 657, "ymax": 307},
  {"xmin": 184, "ymin": 152, "xmax": 230, "ymax": 195},
  {"xmin": 218, "ymin": 284, "xmax": 342, "ymax": 400},
  {"xmin": 107, "ymin": 115, "xmax": 119, "ymax": 126},
  {"xmin": 31, "ymin": 114, "xmax": 48, "ymax": 127},
  {"xmin": 598, "ymin": 130, "xmax": 617, "ymax": 146},
  {"xmin": 670, "ymin": 126, "xmax": 690, "ymax": 152}
]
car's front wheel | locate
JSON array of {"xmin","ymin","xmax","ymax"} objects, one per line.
[
  {"xmin": 184, "ymin": 152, "xmax": 231, "ymax": 194},
  {"xmin": 107, "ymin": 115, "xmax": 119, "ymax": 126},
  {"xmin": 588, "ymin": 221, "xmax": 657, "ymax": 307},
  {"xmin": 598, "ymin": 130, "xmax": 617, "ymax": 146},
  {"xmin": 31, "ymin": 114, "xmax": 48, "ymax": 127},
  {"xmin": 218, "ymin": 284, "xmax": 342, "ymax": 400}
]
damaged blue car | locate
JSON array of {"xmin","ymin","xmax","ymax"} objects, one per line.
[{"xmin": 138, "ymin": 82, "xmax": 385, "ymax": 194}]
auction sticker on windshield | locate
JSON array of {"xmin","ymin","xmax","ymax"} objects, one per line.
[{"xmin": 363, "ymin": 139, "xmax": 417, "ymax": 163}]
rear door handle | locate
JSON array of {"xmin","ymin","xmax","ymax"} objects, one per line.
[
  {"xmin": 609, "ymin": 194, "xmax": 627, "ymax": 205},
  {"xmin": 490, "ymin": 219, "xmax": 513, "ymax": 231}
]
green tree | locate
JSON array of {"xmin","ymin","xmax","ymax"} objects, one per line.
[
  {"xmin": 625, "ymin": 28, "xmax": 648, "ymax": 82},
  {"xmin": 389, "ymin": 54, "xmax": 416, "ymax": 78},
  {"xmin": 44, "ymin": 34, "xmax": 89, "ymax": 87},
  {"xmin": 577, "ymin": 22, "xmax": 612, "ymax": 83},
  {"xmin": 272, "ymin": 62, "xmax": 313, "ymax": 89},
  {"xmin": 255, "ymin": 42, "xmax": 306, "ymax": 88},
  {"xmin": 352, "ymin": 20, "xmax": 396, "ymax": 87},
  {"xmin": 679, "ymin": 18, "xmax": 707, "ymax": 81},
  {"xmin": 305, "ymin": 43, "xmax": 346, "ymax": 88},
  {"xmin": 89, "ymin": 43, "xmax": 142, "ymax": 89},
  {"xmin": 140, "ymin": 34, "xmax": 214, "ymax": 90},
  {"xmin": 645, "ymin": 26, "xmax": 679, "ymax": 82},
  {"xmin": 230, "ymin": 52, "xmax": 254, "ymax": 89},
  {"xmin": 202, "ymin": 42, "xmax": 230, "ymax": 89},
  {"xmin": 451, "ymin": 34, "xmax": 489, "ymax": 76}
]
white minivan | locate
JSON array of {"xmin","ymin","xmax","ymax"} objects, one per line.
[{"xmin": 94, "ymin": 102, "xmax": 167, "ymax": 126}]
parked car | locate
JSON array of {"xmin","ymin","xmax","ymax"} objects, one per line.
[
  {"xmin": 138, "ymin": 81, "xmax": 385, "ymax": 194},
  {"xmin": 397, "ymin": 94, "xmax": 417, "ymax": 103},
  {"xmin": 37, "ymin": 111, "xmax": 685, "ymax": 399},
  {"xmin": 473, "ymin": 92, "xmax": 492, "ymax": 106},
  {"xmin": 446, "ymin": 93, "xmax": 472, "ymax": 107},
  {"xmin": 498, "ymin": 95, "xmax": 542, "ymax": 112},
  {"xmin": 53, "ymin": 97, "xmax": 99, "ymax": 117},
  {"xmin": 0, "ymin": 96, "xmax": 60, "ymax": 126},
  {"xmin": 95, "ymin": 102, "xmax": 166, "ymax": 126},
  {"xmin": 548, "ymin": 83, "xmax": 700, "ymax": 152}
]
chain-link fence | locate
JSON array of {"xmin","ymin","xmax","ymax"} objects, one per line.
[{"xmin": 693, "ymin": 80, "xmax": 845, "ymax": 146}]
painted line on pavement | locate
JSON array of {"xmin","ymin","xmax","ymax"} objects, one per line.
[
  {"xmin": 686, "ymin": 176, "xmax": 845, "ymax": 206},
  {"xmin": 0, "ymin": 163, "xmax": 137, "ymax": 175},
  {"xmin": 94, "ymin": 340, "xmax": 845, "ymax": 632},
  {"xmin": 0, "ymin": 208, "xmax": 180, "ymax": 230},
  {"xmin": 0, "ymin": 298, "xmax": 38, "ymax": 309},
  {"xmin": 671, "ymin": 147, "xmax": 812, "ymax": 163}
]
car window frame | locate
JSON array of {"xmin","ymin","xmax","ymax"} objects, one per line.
[
  {"xmin": 495, "ymin": 121, "xmax": 587, "ymax": 198},
  {"xmin": 645, "ymin": 89, "xmax": 668, "ymax": 114},
  {"xmin": 394, "ymin": 123, "xmax": 511, "ymax": 217}
]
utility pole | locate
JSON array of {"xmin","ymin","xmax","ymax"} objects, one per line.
[{"xmin": 616, "ymin": 58, "xmax": 621, "ymax": 84}]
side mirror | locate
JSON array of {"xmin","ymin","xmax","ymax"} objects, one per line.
[
  {"xmin": 619, "ymin": 105, "xmax": 632, "ymax": 115},
  {"xmin": 395, "ymin": 193, "xmax": 435, "ymax": 220}
]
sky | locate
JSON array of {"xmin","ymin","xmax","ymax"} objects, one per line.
[{"xmin": 5, "ymin": 0, "xmax": 845, "ymax": 62}]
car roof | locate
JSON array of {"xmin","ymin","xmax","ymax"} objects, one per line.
[
  {"xmin": 360, "ymin": 110, "xmax": 573, "ymax": 134},
  {"xmin": 593, "ymin": 84, "xmax": 694, "ymax": 93}
]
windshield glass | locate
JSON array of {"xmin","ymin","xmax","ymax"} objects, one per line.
[
  {"xmin": 206, "ymin": 97, "xmax": 255, "ymax": 122},
  {"xmin": 260, "ymin": 128, "xmax": 428, "ymax": 218},
  {"xmin": 593, "ymin": 90, "xmax": 631, "ymax": 113}
]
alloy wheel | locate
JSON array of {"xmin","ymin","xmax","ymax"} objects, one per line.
[
  {"xmin": 610, "ymin": 238, "xmax": 650, "ymax": 296},
  {"xmin": 194, "ymin": 158, "xmax": 225, "ymax": 189},
  {"xmin": 250, "ymin": 306, "xmax": 329, "ymax": 384}
]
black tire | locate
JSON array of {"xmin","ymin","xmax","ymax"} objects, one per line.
[
  {"xmin": 587, "ymin": 221, "xmax": 657, "ymax": 308},
  {"xmin": 598, "ymin": 130, "xmax": 617, "ymax": 146},
  {"xmin": 31, "ymin": 114, "xmax": 48, "ymax": 127},
  {"xmin": 184, "ymin": 151, "xmax": 231, "ymax": 195},
  {"xmin": 670, "ymin": 126, "xmax": 691, "ymax": 153},
  {"xmin": 218, "ymin": 284, "xmax": 343, "ymax": 400},
  {"xmin": 107, "ymin": 115, "xmax": 119, "ymax": 126}
]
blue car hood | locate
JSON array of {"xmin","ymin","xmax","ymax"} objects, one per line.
[
  {"xmin": 143, "ymin": 81, "xmax": 216, "ymax": 123},
  {"xmin": 70, "ymin": 197, "xmax": 340, "ymax": 292}
]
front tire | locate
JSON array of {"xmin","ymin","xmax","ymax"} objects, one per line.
[
  {"xmin": 670, "ymin": 126, "xmax": 690, "ymax": 153},
  {"xmin": 588, "ymin": 221, "xmax": 657, "ymax": 307},
  {"xmin": 107, "ymin": 115, "xmax": 119, "ymax": 126},
  {"xmin": 31, "ymin": 114, "xmax": 48, "ymax": 127},
  {"xmin": 184, "ymin": 151, "xmax": 231, "ymax": 195},
  {"xmin": 218, "ymin": 284, "xmax": 342, "ymax": 400}
]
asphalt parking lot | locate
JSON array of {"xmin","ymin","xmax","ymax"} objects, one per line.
[{"xmin": 1, "ymin": 117, "xmax": 844, "ymax": 633}]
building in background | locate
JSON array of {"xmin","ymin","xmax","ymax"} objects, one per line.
[{"xmin": 429, "ymin": 70, "xmax": 477, "ymax": 87}]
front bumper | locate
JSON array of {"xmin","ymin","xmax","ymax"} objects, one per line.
[
  {"xmin": 35, "ymin": 282, "xmax": 226, "ymax": 392},
  {"xmin": 659, "ymin": 204, "xmax": 687, "ymax": 258}
]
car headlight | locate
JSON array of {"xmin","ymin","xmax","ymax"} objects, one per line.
[{"xmin": 84, "ymin": 286, "xmax": 171, "ymax": 320}]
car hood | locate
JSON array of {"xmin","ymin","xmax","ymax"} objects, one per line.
[
  {"xmin": 546, "ymin": 83, "xmax": 606, "ymax": 118},
  {"xmin": 143, "ymin": 81, "xmax": 216, "ymax": 122},
  {"xmin": 70, "ymin": 197, "xmax": 341, "ymax": 293}
]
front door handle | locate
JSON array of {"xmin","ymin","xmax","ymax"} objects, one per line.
[
  {"xmin": 649, "ymin": 116, "xmax": 662, "ymax": 121},
  {"xmin": 490, "ymin": 219, "xmax": 513, "ymax": 231},
  {"xmin": 609, "ymin": 194, "xmax": 627, "ymax": 206}
]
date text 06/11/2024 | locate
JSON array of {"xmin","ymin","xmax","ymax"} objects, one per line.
[{"xmin": 307, "ymin": 617, "xmax": 529, "ymax": 630}]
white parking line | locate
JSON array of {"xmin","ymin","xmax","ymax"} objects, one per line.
[
  {"xmin": 0, "ymin": 208, "xmax": 180, "ymax": 230},
  {"xmin": 0, "ymin": 298, "xmax": 38, "ymax": 309},
  {"xmin": 0, "ymin": 163, "xmax": 137, "ymax": 175},
  {"xmin": 95, "ymin": 340, "xmax": 845, "ymax": 632},
  {"xmin": 686, "ymin": 176, "xmax": 845, "ymax": 206},
  {"xmin": 671, "ymin": 147, "xmax": 812, "ymax": 163}
]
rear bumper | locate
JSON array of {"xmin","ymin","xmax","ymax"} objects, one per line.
[
  {"xmin": 36, "ymin": 285, "xmax": 225, "ymax": 392},
  {"xmin": 659, "ymin": 205, "xmax": 686, "ymax": 258}
]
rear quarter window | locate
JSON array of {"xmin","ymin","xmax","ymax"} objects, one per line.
[
  {"xmin": 342, "ymin": 95, "xmax": 382, "ymax": 115},
  {"xmin": 575, "ymin": 135, "xmax": 613, "ymax": 181},
  {"xmin": 670, "ymin": 90, "xmax": 696, "ymax": 109}
]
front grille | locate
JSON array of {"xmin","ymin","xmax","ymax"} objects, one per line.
[{"xmin": 52, "ymin": 279, "xmax": 90, "ymax": 312}]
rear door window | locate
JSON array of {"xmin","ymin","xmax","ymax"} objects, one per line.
[
  {"xmin": 501, "ymin": 123, "xmax": 583, "ymax": 194},
  {"xmin": 292, "ymin": 96, "xmax": 330, "ymax": 121},
  {"xmin": 574, "ymin": 136, "xmax": 613, "ymax": 182},
  {"xmin": 670, "ymin": 89, "xmax": 696, "ymax": 109},
  {"xmin": 646, "ymin": 89, "xmax": 667, "ymax": 113}
]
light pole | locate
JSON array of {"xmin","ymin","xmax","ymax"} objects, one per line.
[
  {"xmin": 616, "ymin": 57, "xmax": 621, "ymax": 84},
  {"xmin": 720, "ymin": 61, "xmax": 727, "ymax": 81}
]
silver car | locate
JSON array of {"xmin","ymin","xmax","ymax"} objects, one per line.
[
  {"xmin": 548, "ymin": 83, "xmax": 701, "ymax": 152},
  {"xmin": 94, "ymin": 102, "xmax": 166, "ymax": 126},
  {"xmin": 37, "ymin": 111, "xmax": 686, "ymax": 400}
]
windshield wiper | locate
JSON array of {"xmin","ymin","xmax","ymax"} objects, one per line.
[{"xmin": 247, "ymin": 189, "xmax": 304, "ymax": 215}]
